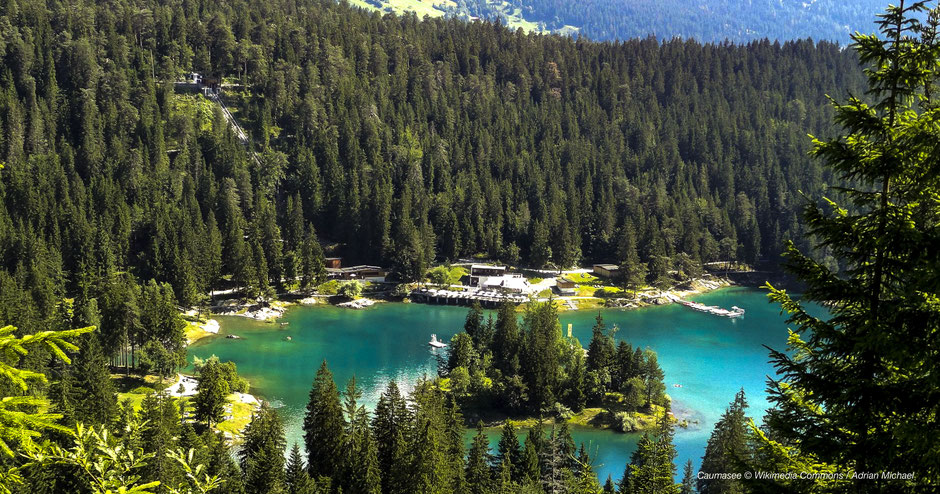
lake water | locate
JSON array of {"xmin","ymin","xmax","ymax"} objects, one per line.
[{"xmin": 188, "ymin": 286, "xmax": 808, "ymax": 483}]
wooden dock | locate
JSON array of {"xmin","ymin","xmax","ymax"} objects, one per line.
[{"xmin": 410, "ymin": 288, "xmax": 527, "ymax": 308}]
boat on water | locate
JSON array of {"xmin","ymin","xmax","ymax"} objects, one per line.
[{"xmin": 428, "ymin": 334, "xmax": 448, "ymax": 348}]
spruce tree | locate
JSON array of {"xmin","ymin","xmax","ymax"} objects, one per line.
[
  {"xmin": 194, "ymin": 356, "xmax": 230, "ymax": 427},
  {"xmin": 303, "ymin": 361, "xmax": 345, "ymax": 481},
  {"xmin": 586, "ymin": 313, "xmax": 615, "ymax": 373},
  {"xmin": 240, "ymin": 402, "xmax": 287, "ymax": 493},
  {"xmin": 372, "ymin": 381, "xmax": 412, "ymax": 494},
  {"xmin": 444, "ymin": 395, "xmax": 468, "ymax": 493},
  {"xmin": 624, "ymin": 414, "xmax": 680, "ymax": 494},
  {"xmin": 466, "ymin": 422, "xmax": 494, "ymax": 494},
  {"xmin": 521, "ymin": 435, "xmax": 542, "ymax": 488},
  {"xmin": 496, "ymin": 421, "xmax": 522, "ymax": 482},
  {"xmin": 680, "ymin": 459, "xmax": 695, "ymax": 494},
  {"xmin": 71, "ymin": 333, "xmax": 118, "ymax": 425},
  {"xmin": 203, "ymin": 430, "xmax": 247, "ymax": 494},
  {"xmin": 759, "ymin": 2, "xmax": 940, "ymax": 490},
  {"xmin": 139, "ymin": 393, "xmax": 184, "ymax": 489},
  {"xmin": 300, "ymin": 225, "xmax": 326, "ymax": 290},
  {"xmin": 521, "ymin": 301, "xmax": 562, "ymax": 411},
  {"xmin": 339, "ymin": 378, "xmax": 382, "ymax": 494},
  {"xmin": 698, "ymin": 390, "xmax": 748, "ymax": 494},
  {"xmin": 463, "ymin": 301, "xmax": 484, "ymax": 346},
  {"xmin": 492, "ymin": 302, "xmax": 521, "ymax": 376},
  {"xmin": 285, "ymin": 443, "xmax": 315, "ymax": 494},
  {"xmin": 641, "ymin": 350, "xmax": 666, "ymax": 408},
  {"xmin": 602, "ymin": 474, "xmax": 616, "ymax": 493}
]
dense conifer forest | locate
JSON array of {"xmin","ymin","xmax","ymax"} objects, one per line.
[
  {"xmin": 0, "ymin": 0, "xmax": 869, "ymax": 338},
  {"xmin": 1, "ymin": 0, "xmax": 937, "ymax": 492},
  {"xmin": 430, "ymin": 0, "xmax": 889, "ymax": 44}
]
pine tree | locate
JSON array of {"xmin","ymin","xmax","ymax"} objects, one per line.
[
  {"xmin": 586, "ymin": 313, "xmax": 615, "ymax": 374},
  {"xmin": 521, "ymin": 301, "xmax": 562, "ymax": 411},
  {"xmin": 285, "ymin": 443, "xmax": 316, "ymax": 494},
  {"xmin": 303, "ymin": 361, "xmax": 345, "ymax": 481},
  {"xmin": 300, "ymin": 225, "xmax": 326, "ymax": 290},
  {"xmin": 466, "ymin": 422, "xmax": 494, "ymax": 494},
  {"xmin": 492, "ymin": 302, "xmax": 521, "ymax": 376},
  {"xmin": 71, "ymin": 333, "xmax": 118, "ymax": 425},
  {"xmin": 496, "ymin": 421, "xmax": 522, "ymax": 482},
  {"xmin": 698, "ymin": 390, "xmax": 748, "ymax": 494},
  {"xmin": 339, "ymin": 377, "xmax": 382, "ymax": 494},
  {"xmin": 240, "ymin": 402, "xmax": 287, "ymax": 493},
  {"xmin": 372, "ymin": 381, "xmax": 411, "ymax": 494},
  {"xmin": 681, "ymin": 459, "xmax": 695, "ymax": 494},
  {"xmin": 757, "ymin": 2, "xmax": 940, "ymax": 491},
  {"xmin": 194, "ymin": 356, "xmax": 229, "ymax": 427}
]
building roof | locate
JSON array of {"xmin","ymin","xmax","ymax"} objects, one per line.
[
  {"xmin": 471, "ymin": 264, "xmax": 506, "ymax": 271},
  {"xmin": 594, "ymin": 264, "xmax": 620, "ymax": 270},
  {"xmin": 342, "ymin": 265, "xmax": 384, "ymax": 272},
  {"xmin": 481, "ymin": 275, "xmax": 530, "ymax": 292}
]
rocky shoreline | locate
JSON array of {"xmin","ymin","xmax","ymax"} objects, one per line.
[{"xmin": 604, "ymin": 277, "xmax": 732, "ymax": 309}]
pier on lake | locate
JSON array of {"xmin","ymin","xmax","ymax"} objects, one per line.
[{"xmin": 410, "ymin": 287, "xmax": 527, "ymax": 308}]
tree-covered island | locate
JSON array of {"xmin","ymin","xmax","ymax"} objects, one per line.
[{"xmin": 437, "ymin": 301, "xmax": 672, "ymax": 433}]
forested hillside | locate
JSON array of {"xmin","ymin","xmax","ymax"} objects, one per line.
[
  {"xmin": 0, "ymin": 0, "xmax": 937, "ymax": 492},
  {"xmin": 230, "ymin": 4, "xmax": 867, "ymax": 283},
  {"xmin": 0, "ymin": 0, "xmax": 865, "ymax": 336},
  {"xmin": 362, "ymin": 0, "xmax": 890, "ymax": 43}
]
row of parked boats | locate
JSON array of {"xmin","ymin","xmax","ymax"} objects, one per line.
[{"xmin": 678, "ymin": 300, "xmax": 745, "ymax": 318}]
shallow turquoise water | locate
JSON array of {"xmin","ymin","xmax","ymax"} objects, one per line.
[{"xmin": 188, "ymin": 287, "xmax": 810, "ymax": 482}]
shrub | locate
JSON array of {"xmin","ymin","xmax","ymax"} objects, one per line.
[
  {"xmin": 317, "ymin": 280, "xmax": 340, "ymax": 295},
  {"xmin": 613, "ymin": 412, "xmax": 639, "ymax": 432},
  {"xmin": 337, "ymin": 280, "xmax": 363, "ymax": 299},
  {"xmin": 552, "ymin": 402, "xmax": 573, "ymax": 420}
]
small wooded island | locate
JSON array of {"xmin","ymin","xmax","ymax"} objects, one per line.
[{"xmin": 436, "ymin": 301, "xmax": 673, "ymax": 434}]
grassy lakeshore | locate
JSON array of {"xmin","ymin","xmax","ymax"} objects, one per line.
[
  {"xmin": 469, "ymin": 403, "xmax": 677, "ymax": 435},
  {"xmin": 113, "ymin": 372, "xmax": 260, "ymax": 441}
]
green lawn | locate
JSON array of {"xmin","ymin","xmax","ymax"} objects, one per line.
[
  {"xmin": 427, "ymin": 265, "xmax": 468, "ymax": 285},
  {"xmin": 567, "ymin": 272, "xmax": 600, "ymax": 284}
]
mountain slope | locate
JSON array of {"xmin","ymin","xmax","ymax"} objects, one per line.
[{"xmin": 351, "ymin": 0, "xmax": 893, "ymax": 43}]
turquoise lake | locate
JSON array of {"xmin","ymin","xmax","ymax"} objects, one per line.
[{"xmin": 188, "ymin": 286, "xmax": 808, "ymax": 483}]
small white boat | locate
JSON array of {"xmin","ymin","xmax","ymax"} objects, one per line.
[{"xmin": 428, "ymin": 334, "xmax": 447, "ymax": 348}]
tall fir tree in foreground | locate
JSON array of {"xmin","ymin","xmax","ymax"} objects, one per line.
[
  {"xmin": 240, "ymin": 402, "xmax": 287, "ymax": 493},
  {"xmin": 699, "ymin": 390, "xmax": 749, "ymax": 494},
  {"xmin": 303, "ymin": 361, "xmax": 346, "ymax": 482},
  {"xmin": 758, "ymin": 0, "xmax": 940, "ymax": 490}
]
